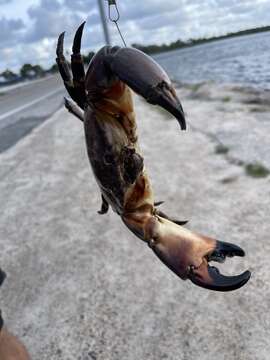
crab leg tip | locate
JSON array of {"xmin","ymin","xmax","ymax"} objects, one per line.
[
  {"xmin": 64, "ymin": 96, "xmax": 69, "ymax": 106},
  {"xmin": 154, "ymin": 201, "xmax": 165, "ymax": 207},
  {"xmin": 175, "ymin": 220, "xmax": 189, "ymax": 225},
  {"xmin": 72, "ymin": 21, "xmax": 86, "ymax": 54},
  {"xmin": 180, "ymin": 121, "xmax": 187, "ymax": 131},
  {"xmin": 56, "ymin": 31, "xmax": 65, "ymax": 57},
  {"xmin": 0, "ymin": 269, "xmax": 6, "ymax": 286}
]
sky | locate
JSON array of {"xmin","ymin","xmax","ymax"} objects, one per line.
[{"xmin": 0, "ymin": 0, "xmax": 269, "ymax": 73}]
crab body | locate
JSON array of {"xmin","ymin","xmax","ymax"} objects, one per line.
[
  {"xmin": 56, "ymin": 23, "xmax": 250, "ymax": 291},
  {"xmin": 84, "ymin": 47, "xmax": 150, "ymax": 216}
]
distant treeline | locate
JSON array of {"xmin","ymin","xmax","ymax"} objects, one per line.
[
  {"xmin": 0, "ymin": 52, "xmax": 95, "ymax": 86},
  {"xmin": 132, "ymin": 25, "xmax": 270, "ymax": 55},
  {"xmin": 1, "ymin": 25, "xmax": 269, "ymax": 85}
]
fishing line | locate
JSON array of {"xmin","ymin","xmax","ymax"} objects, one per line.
[{"xmin": 106, "ymin": 0, "xmax": 127, "ymax": 47}]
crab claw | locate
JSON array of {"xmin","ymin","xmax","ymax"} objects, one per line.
[
  {"xmin": 188, "ymin": 241, "xmax": 251, "ymax": 291},
  {"xmin": 146, "ymin": 217, "xmax": 250, "ymax": 291},
  {"xmin": 106, "ymin": 47, "xmax": 186, "ymax": 130}
]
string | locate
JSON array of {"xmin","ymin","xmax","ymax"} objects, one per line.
[
  {"xmin": 114, "ymin": 21, "xmax": 127, "ymax": 47},
  {"xmin": 106, "ymin": 0, "xmax": 127, "ymax": 47}
]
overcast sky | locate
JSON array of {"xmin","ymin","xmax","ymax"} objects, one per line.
[{"xmin": 0, "ymin": 0, "xmax": 269, "ymax": 72}]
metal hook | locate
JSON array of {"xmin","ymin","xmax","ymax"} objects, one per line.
[
  {"xmin": 107, "ymin": 0, "xmax": 120, "ymax": 22},
  {"xmin": 105, "ymin": 0, "xmax": 127, "ymax": 47}
]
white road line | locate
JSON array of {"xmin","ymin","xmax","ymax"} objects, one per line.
[
  {"xmin": 0, "ymin": 87, "xmax": 63, "ymax": 121},
  {"xmin": 0, "ymin": 75, "xmax": 56, "ymax": 94}
]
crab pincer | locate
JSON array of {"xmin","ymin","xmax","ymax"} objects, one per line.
[
  {"xmin": 105, "ymin": 47, "xmax": 186, "ymax": 130},
  {"xmin": 146, "ymin": 216, "xmax": 250, "ymax": 291}
]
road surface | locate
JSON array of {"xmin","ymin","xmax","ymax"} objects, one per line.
[{"xmin": 0, "ymin": 75, "xmax": 64, "ymax": 153}]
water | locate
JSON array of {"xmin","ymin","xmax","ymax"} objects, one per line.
[{"xmin": 153, "ymin": 31, "xmax": 270, "ymax": 90}]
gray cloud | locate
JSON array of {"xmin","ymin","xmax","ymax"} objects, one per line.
[
  {"xmin": 25, "ymin": 0, "xmax": 82, "ymax": 43},
  {"xmin": 0, "ymin": 0, "xmax": 269, "ymax": 72},
  {"xmin": 0, "ymin": 17, "xmax": 25, "ymax": 48},
  {"xmin": 64, "ymin": 0, "xmax": 96, "ymax": 11},
  {"xmin": 24, "ymin": 0, "xmax": 103, "ymax": 48}
]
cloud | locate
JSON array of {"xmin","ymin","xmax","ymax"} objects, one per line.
[
  {"xmin": 0, "ymin": 0, "xmax": 269, "ymax": 72},
  {"xmin": 25, "ymin": 0, "xmax": 82, "ymax": 43},
  {"xmin": 0, "ymin": 17, "xmax": 25, "ymax": 48},
  {"xmin": 64, "ymin": 0, "xmax": 96, "ymax": 11},
  {"xmin": 24, "ymin": 0, "xmax": 103, "ymax": 48}
]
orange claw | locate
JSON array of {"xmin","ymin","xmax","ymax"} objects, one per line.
[{"xmin": 145, "ymin": 216, "xmax": 250, "ymax": 291}]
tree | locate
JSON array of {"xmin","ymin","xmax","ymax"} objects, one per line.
[
  {"xmin": 1, "ymin": 69, "xmax": 17, "ymax": 80},
  {"xmin": 32, "ymin": 65, "xmax": 44, "ymax": 77},
  {"xmin": 83, "ymin": 51, "xmax": 95, "ymax": 65},
  {"xmin": 49, "ymin": 63, "xmax": 58, "ymax": 73},
  {"xmin": 20, "ymin": 63, "xmax": 45, "ymax": 79}
]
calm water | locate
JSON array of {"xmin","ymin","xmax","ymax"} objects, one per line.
[{"xmin": 153, "ymin": 31, "xmax": 270, "ymax": 90}]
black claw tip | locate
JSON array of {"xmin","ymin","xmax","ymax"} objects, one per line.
[
  {"xmin": 189, "ymin": 258, "xmax": 251, "ymax": 292},
  {"xmin": 177, "ymin": 108, "xmax": 186, "ymax": 131},
  {"xmin": 174, "ymin": 220, "xmax": 189, "ymax": 226},
  {"xmin": 64, "ymin": 97, "xmax": 72, "ymax": 110},
  {"xmin": 154, "ymin": 201, "xmax": 164, "ymax": 207},
  {"xmin": 179, "ymin": 118, "xmax": 187, "ymax": 131},
  {"xmin": 72, "ymin": 21, "xmax": 86, "ymax": 54},
  {"xmin": 215, "ymin": 240, "xmax": 245, "ymax": 258},
  {"xmin": 56, "ymin": 32, "xmax": 65, "ymax": 57},
  {"xmin": 0, "ymin": 269, "xmax": 6, "ymax": 286}
]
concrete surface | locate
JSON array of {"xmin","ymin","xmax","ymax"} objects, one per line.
[
  {"xmin": 0, "ymin": 75, "xmax": 65, "ymax": 153},
  {"xmin": 0, "ymin": 86, "xmax": 269, "ymax": 359}
]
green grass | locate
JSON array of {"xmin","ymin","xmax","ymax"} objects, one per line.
[
  {"xmin": 245, "ymin": 163, "xmax": 270, "ymax": 178},
  {"xmin": 215, "ymin": 144, "xmax": 229, "ymax": 155},
  {"xmin": 249, "ymin": 107, "xmax": 268, "ymax": 113},
  {"xmin": 221, "ymin": 96, "xmax": 231, "ymax": 103},
  {"xmin": 188, "ymin": 83, "xmax": 203, "ymax": 92},
  {"xmin": 221, "ymin": 176, "xmax": 237, "ymax": 184}
]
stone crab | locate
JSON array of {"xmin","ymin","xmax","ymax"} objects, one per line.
[{"xmin": 56, "ymin": 23, "xmax": 250, "ymax": 291}]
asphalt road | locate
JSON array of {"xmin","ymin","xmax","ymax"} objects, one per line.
[{"xmin": 0, "ymin": 75, "xmax": 65, "ymax": 153}]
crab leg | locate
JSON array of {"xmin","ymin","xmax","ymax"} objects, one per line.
[
  {"xmin": 71, "ymin": 22, "xmax": 87, "ymax": 108},
  {"xmin": 64, "ymin": 97, "xmax": 84, "ymax": 122},
  {"xmin": 56, "ymin": 30, "xmax": 86, "ymax": 110},
  {"xmin": 154, "ymin": 209, "xmax": 188, "ymax": 226},
  {"xmin": 56, "ymin": 33, "xmax": 75, "ymax": 98},
  {"xmin": 98, "ymin": 194, "xmax": 110, "ymax": 215}
]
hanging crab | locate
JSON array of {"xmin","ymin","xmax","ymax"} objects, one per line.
[{"xmin": 56, "ymin": 23, "xmax": 250, "ymax": 291}]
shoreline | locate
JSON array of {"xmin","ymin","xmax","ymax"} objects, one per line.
[
  {"xmin": 175, "ymin": 77, "xmax": 270, "ymax": 95},
  {"xmin": 135, "ymin": 27, "xmax": 270, "ymax": 55}
]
